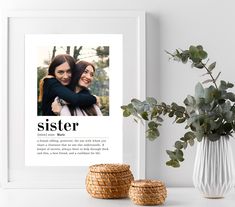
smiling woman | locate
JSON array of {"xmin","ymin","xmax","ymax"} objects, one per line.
[
  {"xmin": 52, "ymin": 60, "xmax": 103, "ymax": 116},
  {"xmin": 79, "ymin": 65, "xmax": 94, "ymax": 88}
]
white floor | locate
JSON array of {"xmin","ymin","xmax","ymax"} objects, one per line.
[{"xmin": 0, "ymin": 188, "xmax": 234, "ymax": 207}]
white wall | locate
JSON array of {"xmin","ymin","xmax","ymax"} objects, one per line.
[{"xmin": 1, "ymin": 0, "xmax": 235, "ymax": 187}]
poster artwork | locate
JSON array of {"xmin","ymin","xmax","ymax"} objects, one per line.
[{"xmin": 25, "ymin": 34, "xmax": 123, "ymax": 166}]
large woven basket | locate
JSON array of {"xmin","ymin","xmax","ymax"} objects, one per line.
[
  {"xmin": 86, "ymin": 164, "xmax": 134, "ymax": 199},
  {"xmin": 129, "ymin": 179, "xmax": 167, "ymax": 205}
]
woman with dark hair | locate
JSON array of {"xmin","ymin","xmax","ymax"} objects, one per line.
[
  {"xmin": 52, "ymin": 60, "xmax": 102, "ymax": 116},
  {"xmin": 38, "ymin": 54, "xmax": 97, "ymax": 116}
]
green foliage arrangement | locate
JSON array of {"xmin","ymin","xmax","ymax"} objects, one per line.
[{"xmin": 121, "ymin": 45, "xmax": 235, "ymax": 168}]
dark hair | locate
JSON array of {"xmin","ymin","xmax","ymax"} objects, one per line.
[
  {"xmin": 38, "ymin": 54, "xmax": 75, "ymax": 102},
  {"xmin": 68, "ymin": 60, "xmax": 97, "ymax": 116},
  {"xmin": 69, "ymin": 60, "xmax": 95, "ymax": 91},
  {"xmin": 48, "ymin": 54, "xmax": 76, "ymax": 76}
]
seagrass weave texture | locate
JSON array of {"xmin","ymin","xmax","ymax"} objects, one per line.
[
  {"xmin": 129, "ymin": 179, "xmax": 167, "ymax": 205},
  {"xmin": 86, "ymin": 164, "xmax": 134, "ymax": 199}
]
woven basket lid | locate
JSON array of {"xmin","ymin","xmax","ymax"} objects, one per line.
[
  {"xmin": 131, "ymin": 179, "xmax": 165, "ymax": 188},
  {"xmin": 89, "ymin": 164, "xmax": 130, "ymax": 173}
]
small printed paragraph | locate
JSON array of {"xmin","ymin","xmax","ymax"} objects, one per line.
[{"xmin": 36, "ymin": 137, "xmax": 109, "ymax": 156}]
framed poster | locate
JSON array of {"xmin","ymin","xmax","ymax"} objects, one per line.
[{"xmin": 1, "ymin": 10, "xmax": 146, "ymax": 188}]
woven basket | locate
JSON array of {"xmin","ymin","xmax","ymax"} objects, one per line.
[
  {"xmin": 129, "ymin": 179, "xmax": 167, "ymax": 205},
  {"xmin": 86, "ymin": 164, "xmax": 134, "ymax": 199}
]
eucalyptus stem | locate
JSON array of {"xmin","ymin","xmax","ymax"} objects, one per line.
[{"xmin": 202, "ymin": 62, "xmax": 218, "ymax": 89}]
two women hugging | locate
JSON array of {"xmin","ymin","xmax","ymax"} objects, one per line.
[{"xmin": 38, "ymin": 54, "xmax": 102, "ymax": 116}]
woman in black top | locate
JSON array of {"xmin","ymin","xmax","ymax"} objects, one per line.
[{"xmin": 38, "ymin": 54, "xmax": 97, "ymax": 116}]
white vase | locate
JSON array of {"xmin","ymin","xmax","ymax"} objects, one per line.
[{"xmin": 193, "ymin": 136, "xmax": 235, "ymax": 198}]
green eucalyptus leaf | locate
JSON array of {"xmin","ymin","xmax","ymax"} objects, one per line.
[
  {"xmin": 175, "ymin": 149, "xmax": 184, "ymax": 162},
  {"xmin": 131, "ymin": 98, "xmax": 142, "ymax": 106},
  {"xmin": 186, "ymin": 106, "xmax": 195, "ymax": 115},
  {"xmin": 131, "ymin": 98, "xmax": 144, "ymax": 112},
  {"xmin": 182, "ymin": 141, "xmax": 188, "ymax": 149},
  {"xmin": 219, "ymin": 80, "xmax": 227, "ymax": 90},
  {"xmin": 176, "ymin": 117, "xmax": 186, "ymax": 123},
  {"xmin": 180, "ymin": 137, "xmax": 187, "ymax": 142},
  {"xmin": 196, "ymin": 136, "xmax": 203, "ymax": 142},
  {"xmin": 197, "ymin": 97, "xmax": 206, "ymax": 107},
  {"xmin": 188, "ymin": 139, "xmax": 195, "ymax": 146},
  {"xmin": 157, "ymin": 116, "xmax": 164, "ymax": 122},
  {"xmin": 195, "ymin": 82, "xmax": 204, "ymax": 100},
  {"xmin": 146, "ymin": 128, "xmax": 159, "ymax": 140},
  {"xmin": 184, "ymin": 95, "xmax": 196, "ymax": 106},
  {"xmin": 121, "ymin": 105, "xmax": 127, "ymax": 110},
  {"xmin": 226, "ymin": 92, "xmax": 235, "ymax": 102},
  {"xmin": 141, "ymin": 111, "xmax": 149, "ymax": 120},
  {"xmin": 166, "ymin": 160, "xmax": 180, "ymax": 168},
  {"xmin": 187, "ymin": 116, "xmax": 196, "ymax": 126},
  {"xmin": 127, "ymin": 103, "xmax": 135, "ymax": 111},
  {"xmin": 227, "ymin": 82, "xmax": 234, "ymax": 88},
  {"xmin": 148, "ymin": 121, "xmax": 158, "ymax": 129},
  {"xmin": 189, "ymin": 45, "xmax": 198, "ymax": 52},
  {"xmin": 175, "ymin": 141, "xmax": 183, "ymax": 149},
  {"xmin": 208, "ymin": 62, "xmax": 216, "ymax": 71},
  {"xmin": 176, "ymin": 157, "xmax": 184, "ymax": 163},
  {"xmin": 168, "ymin": 111, "xmax": 174, "ymax": 117},
  {"xmin": 166, "ymin": 150, "xmax": 177, "ymax": 160},
  {"xmin": 189, "ymin": 46, "xmax": 200, "ymax": 61},
  {"xmin": 184, "ymin": 131, "xmax": 196, "ymax": 140},
  {"xmin": 218, "ymin": 99, "xmax": 226, "ymax": 105},
  {"xmin": 175, "ymin": 111, "xmax": 184, "ymax": 118},
  {"xmin": 196, "ymin": 45, "xmax": 203, "ymax": 50},
  {"xmin": 142, "ymin": 101, "xmax": 150, "ymax": 111},
  {"xmin": 150, "ymin": 107, "xmax": 158, "ymax": 120},
  {"xmin": 222, "ymin": 101, "xmax": 231, "ymax": 112},
  {"xmin": 213, "ymin": 90, "xmax": 222, "ymax": 99},
  {"xmin": 210, "ymin": 118, "xmax": 220, "ymax": 129},
  {"xmin": 198, "ymin": 50, "xmax": 208, "ymax": 60},
  {"xmin": 123, "ymin": 110, "xmax": 131, "ymax": 117},
  {"xmin": 194, "ymin": 62, "xmax": 204, "ymax": 69},
  {"xmin": 177, "ymin": 106, "xmax": 186, "ymax": 113},
  {"xmin": 146, "ymin": 97, "xmax": 158, "ymax": 107},
  {"xmin": 223, "ymin": 123, "xmax": 232, "ymax": 133},
  {"xmin": 161, "ymin": 102, "xmax": 167, "ymax": 108},
  {"xmin": 181, "ymin": 51, "xmax": 189, "ymax": 63},
  {"xmin": 204, "ymin": 87, "xmax": 214, "ymax": 104}
]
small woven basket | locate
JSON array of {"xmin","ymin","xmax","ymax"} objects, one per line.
[
  {"xmin": 129, "ymin": 179, "xmax": 167, "ymax": 206},
  {"xmin": 86, "ymin": 164, "xmax": 134, "ymax": 199}
]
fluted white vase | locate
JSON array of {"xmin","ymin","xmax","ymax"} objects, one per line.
[{"xmin": 193, "ymin": 136, "xmax": 235, "ymax": 198}]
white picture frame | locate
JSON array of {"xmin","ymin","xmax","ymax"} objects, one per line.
[{"xmin": 1, "ymin": 10, "xmax": 146, "ymax": 188}]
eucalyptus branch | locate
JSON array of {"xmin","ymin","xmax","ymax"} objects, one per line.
[
  {"xmin": 201, "ymin": 62, "xmax": 218, "ymax": 89},
  {"xmin": 122, "ymin": 45, "xmax": 235, "ymax": 168},
  {"xmin": 166, "ymin": 131, "xmax": 196, "ymax": 168}
]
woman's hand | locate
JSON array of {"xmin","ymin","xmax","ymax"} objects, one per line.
[
  {"xmin": 52, "ymin": 97, "xmax": 62, "ymax": 115},
  {"xmin": 94, "ymin": 95, "xmax": 101, "ymax": 108},
  {"xmin": 45, "ymin": 75, "xmax": 55, "ymax": 79}
]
